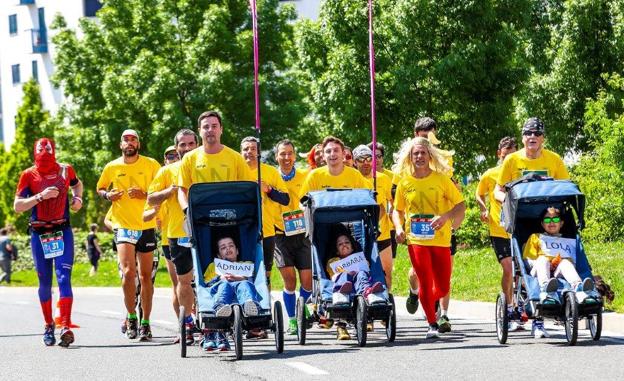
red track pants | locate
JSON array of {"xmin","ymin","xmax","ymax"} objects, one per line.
[{"xmin": 408, "ymin": 245, "xmax": 452, "ymax": 324}]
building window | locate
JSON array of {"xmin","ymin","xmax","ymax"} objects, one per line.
[
  {"xmin": 9, "ymin": 14, "xmax": 18, "ymax": 35},
  {"xmin": 12, "ymin": 64, "xmax": 21, "ymax": 84},
  {"xmin": 84, "ymin": 0, "xmax": 103, "ymax": 17},
  {"xmin": 32, "ymin": 60, "xmax": 38, "ymax": 81}
]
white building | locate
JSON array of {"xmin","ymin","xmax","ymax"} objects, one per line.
[
  {"xmin": 0, "ymin": 0, "xmax": 101, "ymax": 147},
  {"xmin": 0, "ymin": 0, "xmax": 319, "ymax": 148}
]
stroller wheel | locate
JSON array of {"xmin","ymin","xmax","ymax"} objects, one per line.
[
  {"xmin": 273, "ymin": 300, "xmax": 284, "ymax": 353},
  {"xmin": 564, "ymin": 292, "xmax": 578, "ymax": 346},
  {"xmin": 495, "ymin": 292, "xmax": 509, "ymax": 344},
  {"xmin": 179, "ymin": 306, "xmax": 187, "ymax": 358},
  {"xmin": 296, "ymin": 296, "xmax": 307, "ymax": 345},
  {"xmin": 355, "ymin": 296, "xmax": 368, "ymax": 347},
  {"xmin": 233, "ymin": 306, "xmax": 244, "ymax": 360},
  {"xmin": 588, "ymin": 308, "xmax": 602, "ymax": 341},
  {"xmin": 385, "ymin": 294, "xmax": 396, "ymax": 343}
]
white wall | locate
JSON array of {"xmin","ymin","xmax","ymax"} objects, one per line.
[{"xmin": 0, "ymin": 0, "xmax": 85, "ymax": 148}]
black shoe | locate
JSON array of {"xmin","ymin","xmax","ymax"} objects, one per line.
[
  {"xmin": 139, "ymin": 323, "xmax": 152, "ymax": 342},
  {"xmin": 437, "ymin": 315, "xmax": 452, "ymax": 333},
  {"xmin": 406, "ymin": 291, "xmax": 419, "ymax": 314},
  {"xmin": 126, "ymin": 318, "xmax": 138, "ymax": 339}
]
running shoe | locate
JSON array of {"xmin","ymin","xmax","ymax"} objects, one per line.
[
  {"xmin": 437, "ymin": 315, "xmax": 452, "ymax": 333},
  {"xmin": 185, "ymin": 322, "xmax": 195, "ymax": 345},
  {"xmin": 215, "ymin": 304, "xmax": 233, "ymax": 318},
  {"xmin": 58, "ymin": 327, "xmax": 74, "ymax": 348},
  {"xmin": 43, "ymin": 324, "xmax": 55, "ymax": 346},
  {"xmin": 202, "ymin": 331, "xmax": 217, "ymax": 352},
  {"xmin": 426, "ymin": 323, "xmax": 440, "ymax": 339},
  {"xmin": 288, "ymin": 318, "xmax": 298, "ymax": 335},
  {"xmin": 126, "ymin": 318, "xmax": 138, "ymax": 339},
  {"xmin": 243, "ymin": 300, "xmax": 259, "ymax": 317},
  {"xmin": 217, "ymin": 332, "xmax": 230, "ymax": 351},
  {"xmin": 138, "ymin": 323, "xmax": 152, "ymax": 342},
  {"xmin": 318, "ymin": 317, "xmax": 334, "ymax": 329},
  {"xmin": 406, "ymin": 291, "xmax": 419, "ymax": 314},
  {"xmin": 532, "ymin": 320, "xmax": 550, "ymax": 339},
  {"xmin": 121, "ymin": 319, "xmax": 127, "ymax": 334},
  {"xmin": 246, "ymin": 328, "xmax": 268, "ymax": 339},
  {"xmin": 336, "ymin": 326, "xmax": 351, "ymax": 341}
]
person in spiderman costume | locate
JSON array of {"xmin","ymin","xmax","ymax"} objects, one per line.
[{"xmin": 14, "ymin": 138, "xmax": 83, "ymax": 347}]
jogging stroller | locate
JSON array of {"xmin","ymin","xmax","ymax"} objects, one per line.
[
  {"xmin": 495, "ymin": 177, "xmax": 603, "ymax": 345},
  {"xmin": 297, "ymin": 188, "xmax": 396, "ymax": 347},
  {"xmin": 180, "ymin": 181, "xmax": 284, "ymax": 359}
]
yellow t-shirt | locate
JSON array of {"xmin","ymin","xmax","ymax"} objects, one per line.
[
  {"xmin": 148, "ymin": 162, "xmax": 186, "ymax": 239},
  {"xmin": 393, "ymin": 171, "xmax": 464, "ymax": 247},
  {"xmin": 275, "ymin": 168, "xmax": 307, "ymax": 233},
  {"xmin": 97, "ymin": 155, "xmax": 161, "ymax": 230},
  {"xmin": 497, "ymin": 148, "xmax": 570, "ymax": 186},
  {"xmin": 177, "ymin": 146, "xmax": 253, "ymax": 189},
  {"xmin": 364, "ymin": 172, "xmax": 393, "ymax": 241},
  {"xmin": 299, "ymin": 165, "xmax": 368, "ymax": 200},
  {"xmin": 477, "ymin": 165, "xmax": 509, "ymax": 239},
  {"xmin": 254, "ymin": 163, "xmax": 288, "ymax": 238}
]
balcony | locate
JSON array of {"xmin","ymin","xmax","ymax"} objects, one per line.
[
  {"xmin": 19, "ymin": 0, "xmax": 35, "ymax": 5},
  {"xmin": 31, "ymin": 28, "xmax": 47, "ymax": 53}
]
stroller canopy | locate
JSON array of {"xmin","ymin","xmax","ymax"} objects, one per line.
[
  {"xmin": 303, "ymin": 188, "xmax": 379, "ymax": 229},
  {"xmin": 504, "ymin": 179, "xmax": 585, "ymax": 234}
]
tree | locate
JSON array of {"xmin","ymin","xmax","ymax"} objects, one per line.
[
  {"xmin": 292, "ymin": 0, "xmax": 532, "ymax": 175},
  {"xmin": 50, "ymin": 0, "xmax": 302, "ymax": 224},
  {"xmin": 0, "ymin": 79, "xmax": 50, "ymax": 230}
]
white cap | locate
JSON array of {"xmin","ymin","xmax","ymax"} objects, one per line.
[{"xmin": 121, "ymin": 129, "xmax": 139, "ymax": 140}]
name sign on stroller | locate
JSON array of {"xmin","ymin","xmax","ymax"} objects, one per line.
[
  {"xmin": 538, "ymin": 235, "xmax": 577, "ymax": 262},
  {"xmin": 214, "ymin": 259, "xmax": 254, "ymax": 278},
  {"xmin": 330, "ymin": 252, "xmax": 369, "ymax": 274}
]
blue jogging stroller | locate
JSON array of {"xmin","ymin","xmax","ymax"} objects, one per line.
[
  {"xmin": 495, "ymin": 177, "xmax": 603, "ymax": 345},
  {"xmin": 179, "ymin": 181, "xmax": 284, "ymax": 359},
  {"xmin": 297, "ymin": 188, "xmax": 396, "ymax": 347}
]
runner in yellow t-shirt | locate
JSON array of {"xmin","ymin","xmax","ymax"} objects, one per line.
[
  {"xmin": 352, "ymin": 145, "xmax": 394, "ymax": 290},
  {"xmin": 392, "ymin": 136, "xmax": 465, "ymax": 339},
  {"xmin": 273, "ymin": 139, "xmax": 313, "ymax": 335},
  {"xmin": 476, "ymin": 136, "xmax": 518, "ymax": 327},
  {"xmin": 494, "ymin": 117, "xmax": 569, "ymax": 203},
  {"xmin": 240, "ymin": 136, "xmax": 290, "ymax": 284},
  {"xmin": 96, "ymin": 129, "xmax": 161, "ymax": 341}
]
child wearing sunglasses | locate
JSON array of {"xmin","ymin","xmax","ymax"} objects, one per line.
[{"xmin": 523, "ymin": 206, "xmax": 595, "ymax": 305}]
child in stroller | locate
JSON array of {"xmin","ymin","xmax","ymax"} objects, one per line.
[
  {"xmin": 523, "ymin": 206, "xmax": 599, "ymax": 306},
  {"xmin": 202, "ymin": 236, "xmax": 262, "ymax": 351}
]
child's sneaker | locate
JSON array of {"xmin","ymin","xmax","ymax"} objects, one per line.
[
  {"xmin": 217, "ymin": 332, "xmax": 230, "ymax": 351},
  {"xmin": 202, "ymin": 331, "xmax": 218, "ymax": 352},
  {"xmin": 579, "ymin": 277, "xmax": 595, "ymax": 292},
  {"xmin": 363, "ymin": 282, "xmax": 385, "ymax": 305},
  {"xmin": 243, "ymin": 300, "xmax": 260, "ymax": 317},
  {"xmin": 332, "ymin": 292, "xmax": 350, "ymax": 306},
  {"xmin": 531, "ymin": 320, "xmax": 550, "ymax": 339},
  {"xmin": 288, "ymin": 318, "xmax": 298, "ymax": 335},
  {"xmin": 215, "ymin": 304, "xmax": 233, "ymax": 318}
]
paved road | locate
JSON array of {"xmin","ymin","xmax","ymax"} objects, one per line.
[{"xmin": 1, "ymin": 287, "xmax": 622, "ymax": 380}]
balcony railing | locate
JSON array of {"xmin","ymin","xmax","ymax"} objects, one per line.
[{"xmin": 31, "ymin": 28, "xmax": 48, "ymax": 53}]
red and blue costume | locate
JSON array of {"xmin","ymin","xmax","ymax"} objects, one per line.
[{"xmin": 16, "ymin": 138, "xmax": 79, "ymax": 329}]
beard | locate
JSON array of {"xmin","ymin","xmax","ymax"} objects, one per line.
[{"xmin": 123, "ymin": 147, "xmax": 138, "ymax": 157}]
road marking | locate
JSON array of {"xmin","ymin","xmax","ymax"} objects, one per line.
[
  {"xmin": 15, "ymin": 301, "xmax": 30, "ymax": 305},
  {"xmin": 102, "ymin": 310, "xmax": 123, "ymax": 316},
  {"xmin": 152, "ymin": 319, "xmax": 175, "ymax": 326},
  {"xmin": 285, "ymin": 362, "xmax": 328, "ymax": 375}
]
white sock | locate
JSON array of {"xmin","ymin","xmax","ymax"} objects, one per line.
[
  {"xmin": 410, "ymin": 288, "xmax": 419, "ymax": 295},
  {"xmin": 441, "ymin": 309, "xmax": 448, "ymax": 316}
]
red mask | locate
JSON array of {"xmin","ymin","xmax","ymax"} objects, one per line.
[{"xmin": 34, "ymin": 138, "xmax": 59, "ymax": 174}]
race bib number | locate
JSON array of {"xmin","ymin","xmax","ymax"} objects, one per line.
[
  {"xmin": 117, "ymin": 228, "xmax": 142, "ymax": 245},
  {"xmin": 410, "ymin": 215, "xmax": 435, "ymax": 240},
  {"xmin": 539, "ymin": 235, "xmax": 577, "ymax": 263},
  {"xmin": 283, "ymin": 210, "xmax": 306, "ymax": 236},
  {"xmin": 521, "ymin": 169, "xmax": 548, "ymax": 177},
  {"xmin": 214, "ymin": 259, "xmax": 254, "ymax": 278},
  {"xmin": 40, "ymin": 231, "xmax": 64, "ymax": 259},
  {"xmin": 177, "ymin": 236, "xmax": 192, "ymax": 248},
  {"xmin": 330, "ymin": 252, "xmax": 369, "ymax": 274}
]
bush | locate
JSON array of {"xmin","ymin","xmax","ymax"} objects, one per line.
[
  {"xmin": 10, "ymin": 231, "xmax": 116, "ymax": 272},
  {"xmin": 455, "ymin": 182, "xmax": 490, "ymax": 249}
]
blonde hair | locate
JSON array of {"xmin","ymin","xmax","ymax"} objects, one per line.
[{"xmin": 392, "ymin": 137, "xmax": 453, "ymax": 177}]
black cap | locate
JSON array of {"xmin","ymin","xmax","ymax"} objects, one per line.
[{"xmin": 522, "ymin": 117, "xmax": 545, "ymax": 134}]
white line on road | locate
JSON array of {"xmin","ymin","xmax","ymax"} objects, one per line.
[
  {"xmin": 101, "ymin": 310, "xmax": 123, "ymax": 316},
  {"xmin": 152, "ymin": 319, "xmax": 175, "ymax": 326},
  {"xmin": 14, "ymin": 301, "xmax": 31, "ymax": 305},
  {"xmin": 285, "ymin": 362, "xmax": 328, "ymax": 375}
]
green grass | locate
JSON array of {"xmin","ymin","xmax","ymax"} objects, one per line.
[{"xmin": 7, "ymin": 242, "xmax": 622, "ymax": 313}]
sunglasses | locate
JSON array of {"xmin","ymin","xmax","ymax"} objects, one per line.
[
  {"xmin": 165, "ymin": 153, "xmax": 179, "ymax": 160},
  {"xmin": 543, "ymin": 216, "xmax": 561, "ymax": 224},
  {"xmin": 375, "ymin": 153, "xmax": 383, "ymax": 159},
  {"xmin": 523, "ymin": 130, "xmax": 544, "ymax": 137},
  {"xmin": 356, "ymin": 157, "xmax": 373, "ymax": 164}
]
